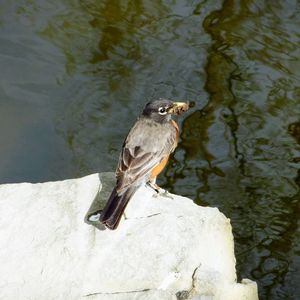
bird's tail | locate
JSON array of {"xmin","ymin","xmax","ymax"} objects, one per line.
[{"xmin": 100, "ymin": 185, "xmax": 138, "ymax": 230}]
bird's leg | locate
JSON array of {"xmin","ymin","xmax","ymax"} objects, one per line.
[
  {"xmin": 147, "ymin": 178, "xmax": 161, "ymax": 193},
  {"xmin": 147, "ymin": 178, "xmax": 173, "ymax": 199}
]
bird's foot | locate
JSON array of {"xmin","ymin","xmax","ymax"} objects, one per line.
[
  {"xmin": 147, "ymin": 182, "xmax": 173, "ymax": 199},
  {"xmin": 156, "ymin": 189, "xmax": 173, "ymax": 199}
]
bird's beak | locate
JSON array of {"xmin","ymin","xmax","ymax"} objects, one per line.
[{"xmin": 167, "ymin": 102, "xmax": 190, "ymax": 115}]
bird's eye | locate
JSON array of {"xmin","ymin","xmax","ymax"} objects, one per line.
[{"xmin": 158, "ymin": 107, "xmax": 167, "ymax": 115}]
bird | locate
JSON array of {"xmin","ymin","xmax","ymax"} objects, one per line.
[{"xmin": 99, "ymin": 99, "xmax": 189, "ymax": 230}]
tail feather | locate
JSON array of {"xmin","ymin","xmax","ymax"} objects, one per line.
[{"xmin": 100, "ymin": 186, "xmax": 137, "ymax": 230}]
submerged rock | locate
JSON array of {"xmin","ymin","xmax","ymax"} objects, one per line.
[{"xmin": 0, "ymin": 173, "xmax": 258, "ymax": 300}]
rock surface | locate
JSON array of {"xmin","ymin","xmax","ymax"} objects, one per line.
[{"xmin": 0, "ymin": 173, "xmax": 258, "ymax": 300}]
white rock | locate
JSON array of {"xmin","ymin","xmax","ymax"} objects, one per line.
[{"xmin": 0, "ymin": 173, "xmax": 258, "ymax": 300}]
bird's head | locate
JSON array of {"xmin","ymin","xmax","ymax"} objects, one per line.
[{"xmin": 142, "ymin": 99, "xmax": 189, "ymax": 123}]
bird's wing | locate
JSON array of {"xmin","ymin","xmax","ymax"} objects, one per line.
[{"xmin": 115, "ymin": 119, "xmax": 177, "ymax": 193}]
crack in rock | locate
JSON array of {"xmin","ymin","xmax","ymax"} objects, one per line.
[
  {"xmin": 191, "ymin": 264, "xmax": 201, "ymax": 289},
  {"xmin": 176, "ymin": 264, "xmax": 201, "ymax": 300},
  {"xmin": 84, "ymin": 288, "xmax": 151, "ymax": 297},
  {"xmin": 127, "ymin": 213, "xmax": 162, "ymax": 220}
]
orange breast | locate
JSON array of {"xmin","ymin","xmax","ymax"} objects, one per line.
[
  {"xmin": 150, "ymin": 155, "xmax": 170, "ymax": 178},
  {"xmin": 150, "ymin": 120, "xmax": 179, "ymax": 179}
]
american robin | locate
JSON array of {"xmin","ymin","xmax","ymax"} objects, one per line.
[{"xmin": 99, "ymin": 99, "xmax": 189, "ymax": 230}]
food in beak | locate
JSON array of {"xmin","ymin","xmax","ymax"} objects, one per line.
[{"xmin": 168, "ymin": 102, "xmax": 190, "ymax": 115}]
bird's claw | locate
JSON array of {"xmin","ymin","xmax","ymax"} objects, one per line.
[
  {"xmin": 147, "ymin": 182, "xmax": 173, "ymax": 199},
  {"xmin": 157, "ymin": 190, "xmax": 173, "ymax": 199}
]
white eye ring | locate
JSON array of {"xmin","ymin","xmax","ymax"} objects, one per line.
[{"xmin": 158, "ymin": 107, "xmax": 167, "ymax": 115}]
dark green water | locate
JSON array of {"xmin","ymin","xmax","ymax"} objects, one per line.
[{"xmin": 0, "ymin": 0, "xmax": 299, "ymax": 299}]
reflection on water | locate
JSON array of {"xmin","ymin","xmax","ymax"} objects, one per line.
[
  {"xmin": 1, "ymin": 0, "xmax": 300, "ymax": 299},
  {"xmin": 37, "ymin": 0, "xmax": 211, "ymax": 174},
  {"xmin": 200, "ymin": 2, "xmax": 300, "ymax": 299}
]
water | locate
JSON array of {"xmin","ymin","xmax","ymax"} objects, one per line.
[{"xmin": 0, "ymin": 0, "xmax": 299, "ymax": 299}]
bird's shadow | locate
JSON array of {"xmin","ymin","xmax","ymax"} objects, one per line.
[{"xmin": 84, "ymin": 172, "xmax": 116, "ymax": 231}]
